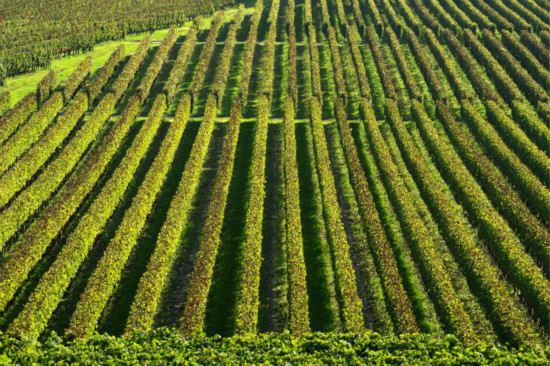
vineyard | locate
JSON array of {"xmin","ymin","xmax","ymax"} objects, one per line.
[
  {"xmin": 0, "ymin": 0, "xmax": 549, "ymax": 361},
  {"xmin": 0, "ymin": 0, "xmax": 232, "ymax": 83}
]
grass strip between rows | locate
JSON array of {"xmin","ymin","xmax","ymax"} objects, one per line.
[
  {"xmin": 180, "ymin": 97, "xmax": 242, "ymax": 338},
  {"xmin": 7, "ymin": 95, "xmax": 167, "ymax": 340},
  {"xmin": 125, "ymin": 94, "xmax": 219, "ymax": 334},
  {"xmin": 66, "ymin": 95, "xmax": 191, "ymax": 339}
]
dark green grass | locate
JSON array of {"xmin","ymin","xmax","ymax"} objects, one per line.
[
  {"xmin": 0, "ymin": 114, "xmax": 141, "ymax": 332},
  {"xmin": 270, "ymin": 44, "xmax": 288, "ymax": 117},
  {"xmin": 192, "ymin": 44, "xmax": 224, "ymax": 116},
  {"xmin": 295, "ymin": 122, "xmax": 340, "ymax": 332},
  {"xmin": 204, "ymin": 122, "xmax": 255, "ymax": 336},
  {"xmin": 244, "ymin": 44, "xmax": 263, "ymax": 117},
  {"xmin": 349, "ymin": 121, "xmax": 443, "ymax": 335},
  {"xmin": 220, "ymin": 43, "xmax": 246, "ymax": 116},
  {"xmin": 257, "ymin": 123, "xmax": 288, "ymax": 333},
  {"xmin": 151, "ymin": 122, "xmax": 227, "ymax": 329},
  {"xmin": 47, "ymin": 120, "xmax": 170, "ymax": 337},
  {"xmin": 177, "ymin": 42, "xmax": 205, "ymax": 96},
  {"xmin": 296, "ymin": 44, "xmax": 311, "ymax": 119},
  {"xmin": 318, "ymin": 44, "xmax": 336, "ymax": 118},
  {"xmin": 115, "ymin": 46, "xmax": 159, "ymax": 114},
  {"xmin": 98, "ymin": 121, "xmax": 200, "ymax": 335}
]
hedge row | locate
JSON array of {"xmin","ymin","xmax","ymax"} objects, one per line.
[
  {"xmin": 365, "ymin": 0, "xmax": 383, "ymax": 32},
  {"xmin": 67, "ymin": 95, "xmax": 191, "ymax": 339},
  {"xmin": 307, "ymin": 24, "xmax": 323, "ymax": 101},
  {"xmin": 282, "ymin": 97, "xmax": 310, "ymax": 334},
  {"xmin": 87, "ymin": 44, "xmax": 125, "ymax": 103},
  {"xmin": 260, "ymin": 22, "xmax": 277, "ymax": 98},
  {"xmin": 334, "ymin": 99, "xmax": 418, "ymax": 334},
  {"xmin": 496, "ymin": 0, "xmax": 548, "ymax": 31},
  {"xmin": 343, "ymin": 14, "xmax": 398, "ymax": 333},
  {"xmin": 126, "ymin": 95, "xmax": 218, "ymax": 334},
  {"xmin": 7, "ymin": 95, "xmax": 167, "ymax": 341},
  {"xmin": 520, "ymin": 30, "xmax": 550, "ymax": 66},
  {"xmin": 301, "ymin": 102, "xmax": 343, "ymax": 331},
  {"xmin": 439, "ymin": 0, "xmax": 477, "ymax": 30},
  {"xmin": 261, "ymin": 1, "xmax": 280, "ymax": 98},
  {"xmin": 0, "ymin": 92, "xmax": 37, "ymax": 146},
  {"xmin": 461, "ymin": 100, "xmax": 550, "ymax": 223},
  {"xmin": 365, "ymin": 27, "xmax": 397, "ymax": 100},
  {"xmin": 332, "ymin": 0, "xmax": 347, "ymax": 34},
  {"xmin": 317, "ymin": 0, "xmax": 330, "ymax": 30},
  {"xmin": 379, "ymin": 0, "xmax": 401, "ymax": 36},
  {"xmin": 360, "ymin": 99, "xmax": 475, "ymax": 345},
  {"xmin": 433, "ymin": 100, "xmax": 550, "ymax": 279},
  {"xmin": 483, "ymin": 0, "xmax": 532, "ymax": 31},
  {"xmin": 326, "ymin": 26, "xmax": 346, "ymax": 102},
  {"xmin": 0, "ymin": 91, "xmax": 9, "ymax": 118},
  {"xmin": 501, "ymin": 30, "xmax": 550, "ymax": 92},
  {"xmin": 537, "ymin": 101, "xmax": 550, "ymax": 123},
  {"xmin": 423, "ymin": 0, "xmax": 459, "ymax": 31},
  {"xmin": 239, "ymin": 0, "xmax": 263, "ymax": 102},
  {"xmin": 385, "ymin": 27, "xmax": 422, "ymax": 101},
  {"xmin": 310, "ymin": 97, "xmax": 364, "ymax": 333},
  {"xmin": 62, "ymin": 56, "xmax": 92, "ymax": 101},
  {"xmin": 386, "ymin": 74, "xmax": 533, "ymax": 342},
  {"xmin": 287, "ymin": 1, "xmax": 298, "ymax": 105},
  {"xmin": 466, "ymin": 0, "xmax": 513, "ymax": 30},
  {"xmin": 451, "ymin": 0, "xmax": 495, "ymax": 30},
  {"xmin": 347, "ymin": 25, "xmax": 371, "ymax": 99},
  {"xmin": 0, "ymin": 93, "xmax": 118, "ymax": 310},
  {"xmin": 234, "ymin": 95, "xmax": 269, "ymax": 334},
  {"xmin": 481, "ymin": 29, "xmax": 548, "ymax": 105},
  {"xmin": 212, "ymin": 10, "xmax": 243, "ymax": 106},
  {"xmin": 423, "ymin": 28, "xmax": 473, "ymax": 101},
  {"xmin": 190, "ymin": 12, "xmax": 225, "ymax": 103},
  {"xmin": 541, "ymin": 30, "xmax": 550, "ymax": 47},
  {"xmin": 418, "ymin": 27, "xmax": 550, "ymax": 263},
  {"xmin": 509, "ymin": 100, "xmax": 550, "ymax": 153},
  {"xmin": 230, "ymin": 5, "xmax": 245, "ymax": 25},
  {"xmin": 382, "ymin": 15, "xmax": 548, "ymax": 326},
  {"xmin": 404, "ymin": 28, "xmax": 446, "ymax": 101},
  {"xmin": 267, "ymin": 0, "xmax": 280, "ymax": 24},
  {"xmin": 163, "ymin": 23, "xmax": 199, "ymax": 103},
  {"xmin": 0, "ymin": 91, "xmax": 63, "ymax": 176},
  {"xmin": 442, "ymin": 29, "xmax": 498, "ymax": 102},
  {"xmin": 348, "ymin": 0, "xmax": 365, "ymax": 32},
  {"xmin": 408, "ymin": 0, "xmax": 441, "ymax": 33},
  {"xmin": 434, "ymin": 102, "xmax": 550, "ymax": 328},
  {"xmin": 36, "ymin": 70, "xmax": 56, "ymax": 105},
  {"xmin": 137, "ymin": 28, "xmax": 178, "ymax": 103},
  {"xmin": 110, "ymin": 34, "xmax": 152, "ymax": 101},
  {"xmin": 304, "ymin": 0, "xmax": 312, "ymax": 25},
  {"xmin": 0, "ymin": 92, "xmax": 88, "ymax": 208},
  {"xmin": 180, "ymin": 96, "xmax": 242, "ymax": 338},
  {"xmin": 484, "ymin": 100, "xmax": 550, "ymax": 185},
  {"xmin": 519, "ymin": 0, "xmax": 550, "ymax": 25},
  {"xmin": 393, "ymin": 0, "xmax": 422, "ymax": 33},
  {"xmin": 211, "ymin": 23, "xmax": 242, "ymax": 99},
  {"xmin": 3, "ymin": 331, "xmax": 548, "ymax": 364},
  {"xmin": 463, "ymin": 29, "xmax": 523, "ymax": 103},
  {"xmin": 405, "ymin": 100, "xmax": 537, "ymax": 345}
]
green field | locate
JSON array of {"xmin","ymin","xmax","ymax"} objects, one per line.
[{"xmin": 0, "ymin": 0, "xmax": 549, "ymax": 362}]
